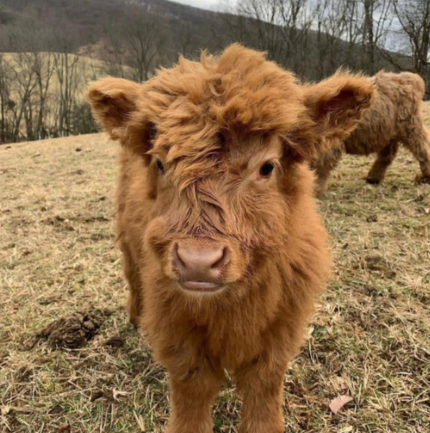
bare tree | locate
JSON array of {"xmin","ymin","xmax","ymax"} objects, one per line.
[
  {"xmin": 0, "ymin": 55, "xmax": 12, "ymax": 143},
  {"xmin": 359, "ymin": 0, "xmax": 393, "ymax": 74},
  {"xmin": 30, "ymin": 51, "xmax": 55, "ymax": 140},
  {"xmin": 99, "ymin": 19, "xmax": 130, "ymax": 79},
  {"xmin": 53, "ymin": 52, "xmax": 81, "ymax": 137},
  {"xmin": 231, "ymin": 0, "xmax": 315, "ymax": 76},
  {"xmin": 6, "ymin": 51, "xmax": 38, "ymax": 141},
  {"xmin": 392, "ymin": 0, "xmax": 430, "ymax": 78},
  {"xmin": 236, "ymin": 0, "xmax": 290, "ymax": 63},
  {"xmin": 121, "ymin": 4, "xmax": 166, "ymax": 82}
]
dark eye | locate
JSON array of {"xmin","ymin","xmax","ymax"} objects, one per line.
[
  {"xmin": 156, "ymin": 159, "xmax": 165, "ymax": 174},
  {"xmin": 148, "ymin": 122, "xmax": 157, "ymax": 141},
  {"xmin": 259, "ymin": 161, "xmax": 275, "ymax": 178}
]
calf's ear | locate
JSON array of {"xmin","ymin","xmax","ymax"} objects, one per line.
[
  {"xmin": 87, "ymin": 78, "xmax": 142, "ymax": 141},
  {"xmin": 304, "ymin": 71, "xmax": 374, "ymax": 151}
]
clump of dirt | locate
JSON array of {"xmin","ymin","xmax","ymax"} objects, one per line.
[
  {"xmin": 366, "ymin": 214, "xmax": 378, "ymax": 223},
  {"xmin": 105, "ymin": 335, "xmax": 124, "ymax": 349},
  {"xmin": 43, "ymin": 215, "xmax": 75, "ymax": 232},
  {"xmin": 37, "ymin": 310, "xmax": 107, "ymax": 349},
  {"xmin": 363, "ymin": 255, "xmax": 396, "ymax": 279}
]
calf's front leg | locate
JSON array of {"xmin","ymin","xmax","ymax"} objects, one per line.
[
  {"xmin": 120, "ymin": 244, "xmax": 144, "ymax": 328},
  {"xmin": 235, "ymin": 356, "xmax": 288, "ymax": 433},
  {"xmin": 166, "ymin": 364, "xmax": 222, "ymax": 433}
]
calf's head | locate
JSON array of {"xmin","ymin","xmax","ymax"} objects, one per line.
[{"xmin": 88, "ymin": 45, "xmax": 373, "ymax": 295}]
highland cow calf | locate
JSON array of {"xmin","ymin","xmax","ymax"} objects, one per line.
[
  {"xmin": 87, "ymin": 45, "xmax": 373, "ymax": 433},
  {"xmin": 313, "ymin": 71, "xmax": 430, "ymax": 194}
]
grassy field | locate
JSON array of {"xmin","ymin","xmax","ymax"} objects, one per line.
[{"xmin": 1, "ymin": 105, "xmax": 430, "ymax": 432}]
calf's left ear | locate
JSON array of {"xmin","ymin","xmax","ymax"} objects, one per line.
[
  {"xmin": 304, "ymin": 71, "xmax": 374, "ymax": 151},
  {"xmin": 87, "ymin": 77, "xmax": 142, "ymax": 141}
]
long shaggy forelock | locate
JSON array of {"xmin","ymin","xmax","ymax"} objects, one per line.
[
  {"xmin": 126, "ymin": 44, "xmax": 310, "ymax": 253},
  {"xmin": 135, "ymin": 44, "xmax": 310, "ymax": 189},
  {"xmin": 175, "ymin": 178, "xmax": 228, "ymax": 236}
]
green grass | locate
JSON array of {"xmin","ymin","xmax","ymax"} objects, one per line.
[{"xmin": 0, "ymin": 123, "xmax": 429, "ymax": 432}]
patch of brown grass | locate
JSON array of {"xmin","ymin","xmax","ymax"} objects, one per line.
[{"xmin": 0, "ymin": 127, "xmax": 429, "ymax": 432}]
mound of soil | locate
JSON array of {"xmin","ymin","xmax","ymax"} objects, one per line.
[{"xmin": 38, "ymin": 310, "xmax": 107, "ymax": 349}]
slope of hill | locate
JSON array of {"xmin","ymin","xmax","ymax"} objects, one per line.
[
  {"xmin": 0, "ymin": 0, "xmax": 217, "ymax": 29},
  {"xmin": 0, "ymin": 0, "xmax": 424, "ymax": 144},
  {"xmin": 0, "ymin": 0, "xmax": 410, "ymax": 79}
]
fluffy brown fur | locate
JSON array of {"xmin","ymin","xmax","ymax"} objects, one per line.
[
  {"xmin": 312, "ymin": 71, "xmax": 430, "ymax": 194},
  {"xmin": 87, "ymin": 44, "xmax": 373, "ymax": 433}
]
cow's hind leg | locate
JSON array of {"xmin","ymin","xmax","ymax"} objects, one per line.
[
  {"xmin": 366, "ymin": 140, "xmax": 399, "ymax": 184},
  {"xmin": 402, "ymin": 126, "xmax": 430, "ymax": 183},
  {"xmin": 313, "ymin": 145, "xmax": 343, "ymax": 196}
]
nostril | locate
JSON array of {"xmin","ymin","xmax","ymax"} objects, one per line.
[
  {"xmin": 211, "ymin": 247, "xmax": 231, "ymax": 270},
  {"xmin": 173, "ymin": 243, "xmax": 186, "ymax": 270}
]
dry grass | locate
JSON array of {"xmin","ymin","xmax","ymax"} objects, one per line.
[{"xmin": 1, "ymin": 103, "xmax": 430, "ymax": 432}]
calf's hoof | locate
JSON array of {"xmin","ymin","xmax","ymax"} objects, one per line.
[
  {"xmin": 419, "ymin": 176, "xmax": 430, "ymax": 185},
  {"xmin": 128, "ymin": 316, "xmax": 140, "ymax": 329},
  {"xmin": 126, "ymin": 304, "xmax": 141, "ymax": 329},
  {"xmin": 365, "ymin": 178, "xmax": 381, "ymax": 185}
]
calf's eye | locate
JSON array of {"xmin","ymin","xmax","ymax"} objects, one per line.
[
  {"xmin": 156, "ymin": 159, "xmax": 165, "ymax": 174},
  {"xmin": 259, "ymin": 161, "xmax": 275, "ymax": 178},
  {"xmin": 148, "ymin": 122, "xmax": 157, "ymax": 141}
]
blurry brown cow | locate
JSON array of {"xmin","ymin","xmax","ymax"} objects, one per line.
[
  {"xmin": 313, "ymin": 71, "xmax": 430, "ymax": 194},
  {"xmin": 87, "ymin": 44, "xmax": 373, "ymax": 433}
]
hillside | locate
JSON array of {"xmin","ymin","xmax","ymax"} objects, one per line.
[
  {"xmin": 0, "ymin": 0, "xmax": 426, "ymax": 144},
  {"xmin": 0, "ymin": 0, "xmax": 218, "ymax": 36},
  {"xmin": 0, "ymin": 0, "xmax": 411, "ymax": 78},
  {"xmin": 0, "ymin": 103, "xmax": 429, "ymax": 432}
]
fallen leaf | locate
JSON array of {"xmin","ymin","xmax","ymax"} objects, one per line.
[{"xmin": 329, "ymin": 395, "xmax": 353, "ymax": 414}]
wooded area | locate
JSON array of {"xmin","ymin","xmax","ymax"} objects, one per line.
[{"xmin": 0, "ymin": 0, "xmax": 429, "ymax": 144}]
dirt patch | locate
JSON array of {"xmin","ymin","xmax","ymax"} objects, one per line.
[
  {"xmin": 105, "ymin": 335, "xmax": 124, "ymax": 349},
  {"xmin": 43, "ymin": 215, "xmax": 75, "ymax": 232},
  {"xmin": 81, "ymin": 216, "xmax": 109, "ymax": 223},
  {"xmin": 43, "ymin": 214, "xmax": 111, "ymax": 234},
  {"xmin": 363, "ymin": 254, "xmax": 397, "ymax": 278},
  {"xmin": 37, "ymin": 310, "xmax": 109, "ymax": 349},
  {"xmin": 366, "ymin": 214, "xmax": 378, "ymax": 222}
]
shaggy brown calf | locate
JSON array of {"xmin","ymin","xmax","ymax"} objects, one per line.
[
  {"xmin": 312, "ymin": 71, "xmax": 430, "ymax": 194},
  {"xmin": 87, "ymin": 45, "xmax": 373, "ymax": 433}
]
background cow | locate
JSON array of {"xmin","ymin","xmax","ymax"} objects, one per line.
[{"xmin": 312, "ymin": 71, "xmax": 430, "ymax": 195}]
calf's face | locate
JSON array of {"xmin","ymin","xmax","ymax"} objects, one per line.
[
  {"xmin": 88, "ymin": 45, "xmax": 373, "ymax": 296},
  {"xmin": 144, "ymin": 131, "xmax": 289, "ymax": 294}
]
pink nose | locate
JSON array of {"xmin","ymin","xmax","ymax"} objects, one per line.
[{"xmin": 173, "ymin": 241, "xmax": 230, "ymax": 289}]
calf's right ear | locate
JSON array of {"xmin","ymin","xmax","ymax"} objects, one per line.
[
  {"xmin": 303, "ymin": 71, "xmax": 374, "ymax": 153},
  {"xmin": 87, "ymin": 78, "xmax": 142, "ymax": 141}
]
